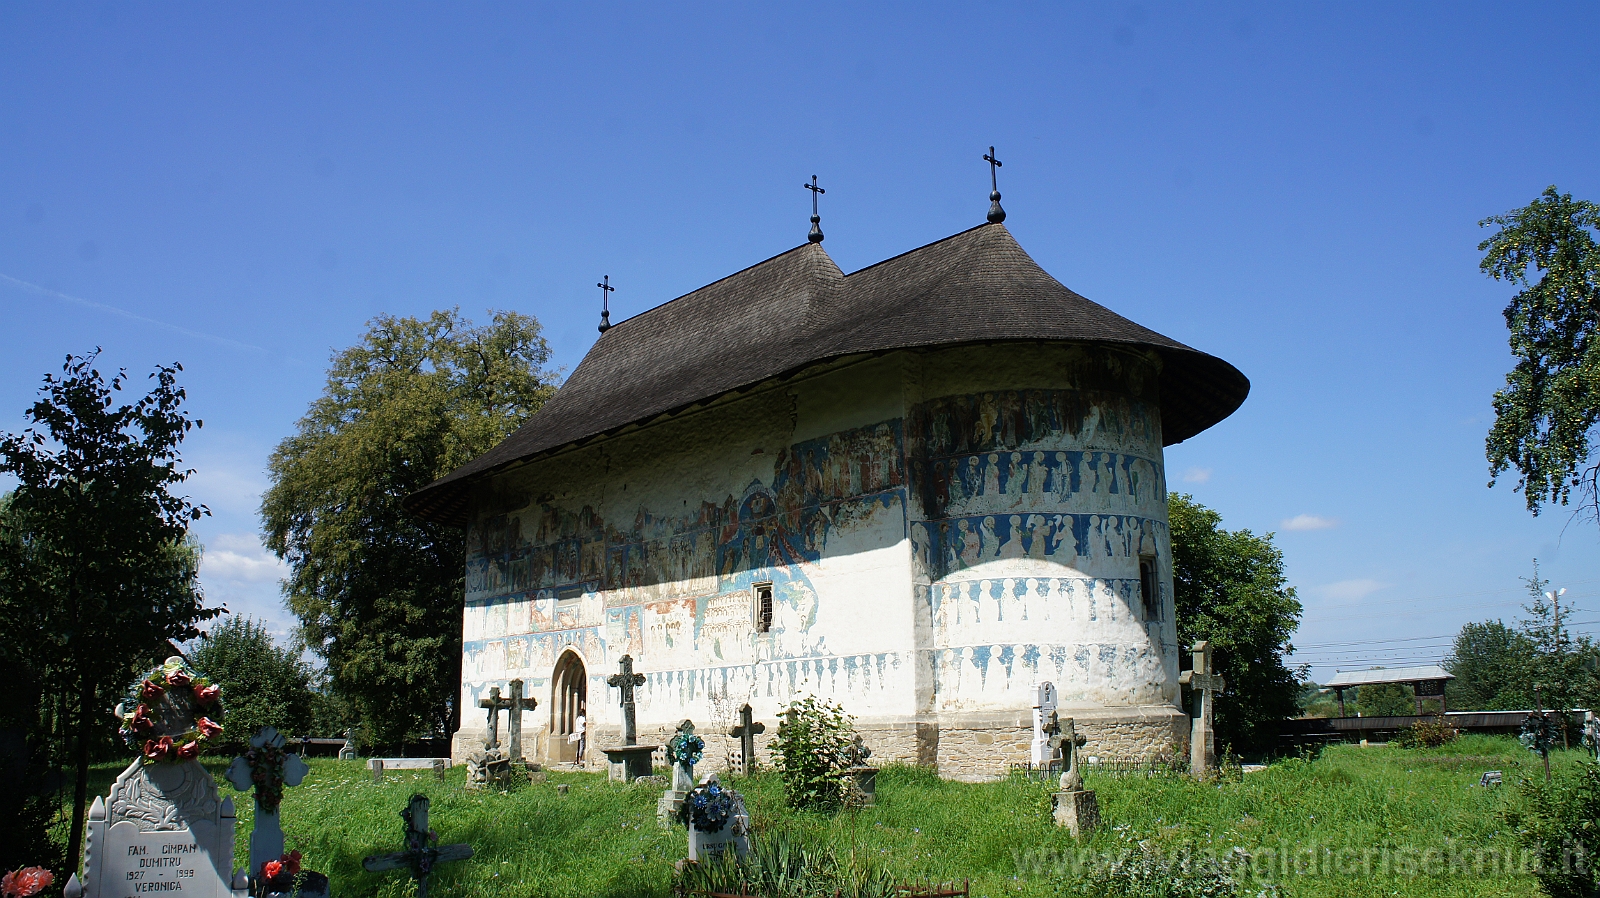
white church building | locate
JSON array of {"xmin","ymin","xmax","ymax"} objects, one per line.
[{"xmin": 405, "ymin": 216, "xmax": 1248, "ymax": 779}]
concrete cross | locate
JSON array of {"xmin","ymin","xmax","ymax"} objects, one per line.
[
  {"xmin": 224, "ymin": 726, "xmax": 310, "ymax": 878},
  {"xmin": 505, "ymin": 679, "xmax": 536, "ymax": 761},
  {"xmin": 362, "ymin": 794, "xmax": 474, "ymax": 898},
  {"xmin": 729, "ymin": 704, "xmax": 765, "ymax": 774},
  {"xmin": 479, "ymin": 686, "xmax": 511, "ymax": 750},
  {"xmin": 606, "ymin": 654, "xmax": 647, "ymax": 745},
  {"xmin": 1178, "ymin": 640, "xmax": 1226, "ymax": 778}
]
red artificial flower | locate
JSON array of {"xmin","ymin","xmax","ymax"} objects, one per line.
[
  {"xmin": 261, "ymin": 861, "xmax": 283, "ymax": 880},
  {"xmin": 140, "ymin": 679, "xmax": 163, "ymax": 702},
  {"xmin": 193, "ymin": 684, "xmax": 221, "ymax": 706},
  {"xmin": 176, "ymin": 740, "xmax": 200, "ymax": 760},
  {"xmin": 142, "ymin": 736, "xmax": 174, "ymax": 761},
  {"xmin": 1, "ymin": 867, "xmax": 54, "ymax": 898},
  {"xmin": 196, "ymin": 717, "xmax": 223, "ymax": 738},
  {"xmin": 165, "ymin": 669, "xmax": 192, "ymax": 689},
  {"xmin": 131, "ymin": 704, "xmax": 155, "ymax": 733},
  {"xmin": 283, "ymin": 852, "xmax": 302, "ymax": 876}
]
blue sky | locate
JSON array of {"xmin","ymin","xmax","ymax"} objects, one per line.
[{"xmin": 3, "ymin": 4, "xmax": 1597, "ymax": 682}]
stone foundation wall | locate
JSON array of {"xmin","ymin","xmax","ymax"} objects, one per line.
[{"xmin": 477, "ymin": 706, "xmax": 1187, "ymax": 780}]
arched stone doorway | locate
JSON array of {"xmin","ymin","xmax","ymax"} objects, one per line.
[{"xmin": 550, "ymin": 650, "xmax": 587, "ymax": 763}]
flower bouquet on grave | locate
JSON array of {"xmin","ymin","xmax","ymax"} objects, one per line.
[
  {"xmin": 678, "ymin": 780, "xmax": 741, "ymax": 834},
  {"xmin": 253, "ymin": 851, "xmax": 330, "ymax": 898}
]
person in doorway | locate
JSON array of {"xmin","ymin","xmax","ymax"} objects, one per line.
[{"xmin": 568, "ymin": 702, "xmax": 587, "ymax": 764}]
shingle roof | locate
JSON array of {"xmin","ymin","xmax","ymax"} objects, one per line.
[{"xmin": 405, "ymin": 223, "xmax": 1249, "ymax": 526}]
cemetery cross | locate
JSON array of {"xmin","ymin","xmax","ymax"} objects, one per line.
[
  {"xmin": 1178, "ymin": 640, "xmax": 1226, "ymax": 778},
  {"xmin": 606, "ymin": 654, "xmax": 647, "ymax": 745},
  {"xmin": 362, "ymin": 794, "xmax": 474, "ymax": 898},
  {"xmin": 478, "ymin": 686, "xmax": 510, "ymax": 750},
  {"xmin": 505, "ymin": 678, "xmax": 536, "ymax": 761},
  {"xmin": 729, "ymin": 704, "xmax": 765, "ymax": 774},
  {"xmin": 224, "ymin": 726, "xmax": 310, "ymax": 880}
]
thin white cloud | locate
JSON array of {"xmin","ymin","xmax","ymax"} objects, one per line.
[
  {"xmin": 0, "ymin": 271, "xmax": 265, "ymax": 353},
  {"xmin": 1313, "ymin": 579, "xmax": 1389, "ymax": 603},
  {"xmin": 1282, "ymin": 514, "xmax": 1338, "ymax": 531},
  {"xmin": 1181, "ymin": 467, "xmax": 1212, "ymax": 484},
  {"xmin": 201, "ymin": 534, "xmax": 288, "ymax": 583}
]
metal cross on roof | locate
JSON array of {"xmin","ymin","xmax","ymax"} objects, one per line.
[
  {"xmin": 983, "ymin": 146, "xmax": 1006, "ymax": 224},
  {"xmin": 596, "ymin": 275, "xmax": 615, "ymax": 334},
  {"xmin": 804, "ymin": 175, "xmax": 825, "ymax": 244}
]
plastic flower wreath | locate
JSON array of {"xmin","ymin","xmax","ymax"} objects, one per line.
[
  {"xmin": 118, "ymin": 656, "xmax": 224, "ymax": 763},
  {"xmin": 0, "ymin": 867, "xmax": 53, "ymax": 898},
  {"xmin": 677, "ymin": 780, "xmax": 740, "ymax": 833},
  {"xmin": 666, "ymin": 730, "xmax": 705, "ymax": 768}
]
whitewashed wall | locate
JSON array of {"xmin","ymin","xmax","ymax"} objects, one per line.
[{"xmin": 454, "ymin": 345, "xmax": 1185, "ymax": 773}]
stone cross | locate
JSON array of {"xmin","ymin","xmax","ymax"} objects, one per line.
[
  {"xmin": 478, "ymin": 686, "xmax": 510, "ymax": 750},
  {"xmin": 1178, "ymin": 640, "xmax": 1226, "ymax": 778},
  {"xmin": 729, "ymin": 704, "xmax": 765, "ymax": 774},
  {"xmin": 362, "ymin": 794, "xmax": 474, "ymax": 898},
  {"xmin": 1045, "ymin": 712, "xmax": 1086, "ymax": 791},
  {"xmin": 607, "ymin": 654, "xmax": 647, "ymax": 745},
  {"xmin": 505, "ymin": 679, "xmax": 536, "ymax": 762},
  {"xmin": 225, "ymin": 726, "xmax": 310, "ymax": 878}
]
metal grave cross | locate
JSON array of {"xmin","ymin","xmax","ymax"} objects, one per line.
[
  {"xmin": 606, "ymin": 654, "xmax": 647, "ymax": 745},
  {"xmin": 478, "ymin": 686, "xmax": 511, "ymax": 750},
  {"xmin": 505, "ymin": 678, "xmax": 536, "ymax": 761},
  {"xmin": 224, "ymin": 726, "xmax": 310, "ymax": 877},
  {"xmin": 362, "ymin": 794, "xmax": 474, "ymax": 898},
  {"xmin": 804, "ymin": 175, "xmax": 825, "ymax": 243},
  {"xmin": 729, "ymin": 703, "xmax": 766, "ymax": 774},
  {"xmin": 1177, "ymin": 640, "xmax": 1226, "ymax": 778},
  {"xmin": 983, "ymin": 146, "xmax": 1006, "ymax": 223}
]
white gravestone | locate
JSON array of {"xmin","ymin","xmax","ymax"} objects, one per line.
[
  {"xmin": 80, "ymin": 778, "xmax": 242, "ymax": 898},
  {"xmin": 71, "ymin": 657, "xmax": 245, "ymax": 898},
  {"xmin": 685, "ymin": 774, "xmax": 750, "ymax": 863},
  {"xmin": 224, "ymin": 727, "xmax": 309, "ymax": 879},
  {"xmin": 1030, "ymin": 682, "xmax": 1058, "ymax": 766}
]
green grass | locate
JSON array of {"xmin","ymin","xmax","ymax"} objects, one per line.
[{"xmin": 60, "ymin": 736, "xmax": 1577, "ymax": 897}]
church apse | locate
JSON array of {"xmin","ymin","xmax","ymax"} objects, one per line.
[{"xmin": 906, "ymin": 377, "xmax": 1178, "ymax": 714}]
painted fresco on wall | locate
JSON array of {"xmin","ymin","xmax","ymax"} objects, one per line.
[{"xmin": 462, "ymin": 419, "xmax": 907, "ymax": 675}]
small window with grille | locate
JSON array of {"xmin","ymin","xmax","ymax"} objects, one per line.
[
  {"xmin": 754, "ymin": 582, "xmax": 774, "ymax": 633},
  {"xmin": 1139, "ymin": 556, "xmax": 1160, "ymax": 620}
]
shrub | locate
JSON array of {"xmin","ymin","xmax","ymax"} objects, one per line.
[
  {"xmin": 1394, "ymin": 715, "xmax": 1459, "ymax": 749},
  {"xmin": 768, "ymin": 695, "xmax": 855, "ymax": 813},
  {"xmin": 1508, "ymin": 764, "xmax": 1600, "ymax": 898}
]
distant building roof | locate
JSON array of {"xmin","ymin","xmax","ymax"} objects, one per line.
[
  {"xmin": 406, "ymin": 222, "xmax": 1251, "ymax": 527},
  {"xmin": 1326, "ymin": 666, "xmax": 1454, "ymax": 688}
]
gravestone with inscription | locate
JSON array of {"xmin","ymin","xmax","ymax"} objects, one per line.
[{"xmin": 66, "ymin": 657, "xmax": 245, "ymax": 898}]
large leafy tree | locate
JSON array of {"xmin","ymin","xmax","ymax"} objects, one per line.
[
  {"xmin": 189, "ymin": 617, "xmax": 316, "ymax": 754},
  {"xmin": 0, "ymin": 352, "xmax": 215, "ymax": 878},
  {"xmin": 1445, "ymin": 620, "xmax": 1539, "ymax": 711},
  {"xmin": 262, "ymin": 310, "xmax": 556, "ymax": 750},
  {"xmin": 1480, "ymin": 187, "xmax": 1600, "ymax": 519},
  {"xmin": 1168, "ymin": 493, "xmax": 1303, "ymax": 756}
]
